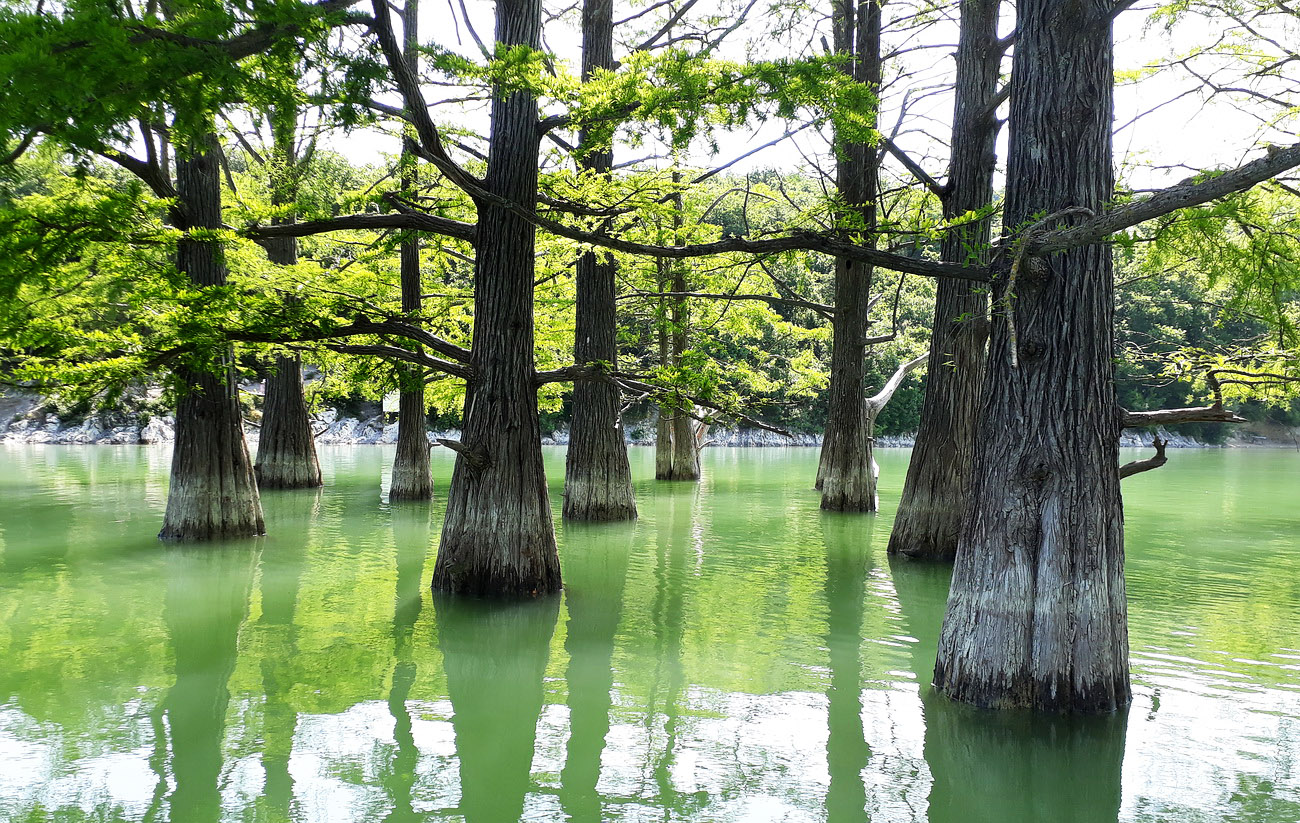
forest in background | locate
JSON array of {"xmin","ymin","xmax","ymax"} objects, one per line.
[{"xmin": 3, "ymin": 147, "xmax": 1296, "ymax": 442}]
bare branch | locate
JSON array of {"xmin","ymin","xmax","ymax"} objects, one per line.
[
  {"xmin": 879, "ymin": 135, "xmax": 947, "ymax": 200},
  {"xmin": 245, "ymin": 211, "xmax": 476, "ymax": 243},
  {"xmin": 1120, "ymin": 436, "xmax": 1168, "ymax": 479},
  {"xmin": 618, "ymin": 289, "xmax": 835, "ymax": 314},
  {"xmin": 324, "ymin": 343, "xmax": 473, "ymax": 379},
  {"xmin": 535, "ymin": 364, "xmax": 791, "ymax": 436},
  {"xmin": 1120, "ymin": 406, "xmax": 1245, "ymax": 428},
  {"xmin": 867, "ymin": 352, "xmax": 928, "ymax": 411}
]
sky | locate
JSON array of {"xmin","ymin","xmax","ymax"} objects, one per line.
[{"xmin": 326, "ymin": 0, "xmax": 1296, "ymax": 197}]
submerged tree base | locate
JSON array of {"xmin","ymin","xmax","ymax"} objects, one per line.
[
  {"xmin": 431, "ymin": 531, "xmax": 562, "ymax": 598},
  {"xmin": 563, "ymin": 478, "xmax": 637, "ymax": 521},
  {"xmin": 161, "ymin": 368, "xmax": 265, "ymax": 542}
]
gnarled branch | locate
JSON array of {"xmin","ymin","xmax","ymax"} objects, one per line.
[
  {"xmin": 867, "ymin": 352, "xmax": 928, "ymax": 412},
  {"xmin": 1120, "ymin": 436, "xmax": 1168, "ymax": 479}
]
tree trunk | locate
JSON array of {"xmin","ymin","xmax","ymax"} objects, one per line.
[
  {"xmin": 817, "ymin": 0, "xmax": 881, "ymax": 512},
  {"xmin": 432, "ymin": 0, "xmax": 562, "ymax": 597},
  {"xmin": 160, "ymin": 132, "xmax": 264, "ymax": 541},
  {"xmin": 256, "ymin": 353, "xmax": 321, "ymax": 489},
  {"xmin": 254, "ymin": 106, "xmax": 322, "ymax": 491},
  {"xmin": 933, "ymin": 0, "xmax": 1130, "ymax": 712},
  {"xmin": 653, "ymin": 225, "xmax": 701, "ymax": 481},
  {"xmin": 563, "ymin": 0, "xmax": 636, "ymax": 521},
  {"xmin": 389, "ymin": 0, "xmax": 433, "ymax": 501},
  {"xmin": 654, "ymin": 298, "xmax": 675, "ymax": 480},
  {"xmin": 888, "ymin": 0, "xmax": 1000, "ymax": 560}
]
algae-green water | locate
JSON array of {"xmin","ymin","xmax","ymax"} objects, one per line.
[{"xmin": 1, "ymin": 444, "xmax": 1299, "ymax": 822}]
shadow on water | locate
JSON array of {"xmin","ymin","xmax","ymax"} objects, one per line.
[
  {"xmin": 888, "ymin": 555, "xmax": 1127, "ymax": 823},
  {"xmin": 821, "ymin": 513, "xmax": 874, "ymax": 823},
  {"xmin": 382, "ymin": 503, "xmax": 431, "ymax": 823},
  {"xmin": 557, "ymin": 519, "xmax": 635, "ymax": 822},
  {"xmin": 256, "ymin": 488, "xmax": 322, "ymax": 823},
  {"xmin": 434, "ymin": 593, "xmax": 560, "ymax": 823},
  {"xmin": 160, "ymin": 544, "xmax": 259, "ymax": 823}
]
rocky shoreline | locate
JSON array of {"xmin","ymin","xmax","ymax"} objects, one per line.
[
  {"xmin": 4, "ymin": 386, "xmax": 1295, "ymax": 449},
  {"xmin": 2, "ymin": 406, "xmax": 1292, "ymax": 450}
]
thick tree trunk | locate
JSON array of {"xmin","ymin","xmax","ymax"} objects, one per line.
[
  {"xmin": 257, "ymin": 354, "xmax": 321, "ymax": 489},
  {"xmin": 564, "ymin": 0, "xmax": 636, "ymax": 521},
  {"xmin": 389, "ymin": 378, "xmax": 432, "ymax": 500},
  {"xmin": 432, "ymin": 0, "xmax": 561, "ymax": 596},
  {"xmin": 254, "ymin": 109, "xmax": 322, "ymax": 491},
  {"xmin": 817, "ymin": 0, "xmax": 881, "ymax": 512},
  {"xmin": 160, "ymin": 133, "xmax": 264, "ymax": 541},
  {"xmin": 255, "ymin": 341, "xmax": 320, "ymax": 491},
  {"xmin": 888, "ymin": 0, "xmax": 999, "ymax": 560},
  {"xmin": 389, "ymin": 0, "xmax": 433, "ymax": 502},
  {"xmin": 933, "ymin": 0, "xmax": 1130, "ymax": 712}
]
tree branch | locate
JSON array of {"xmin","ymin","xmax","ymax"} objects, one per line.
[
  {"xmin": 324, "ymin": 343, "xmax": 473, "ymax": 379},
  {"xmin": 536, "ymin": 364, "xmax": 791, "ymax": 436},
  {"xmin": 617, "ymin": 289, "xmax": 834, "ymax": 314},
  {"xmin": 1030, "ymin": 142, "xmax": 1300, "ymax": 254},
  {"xmin": 244, "ymin": 211, "xmax": 476, "ymax": 243},
  {"xmin": 879, "ymin": 136, "xmax": 947, "ymax": 200},
  {"xmin": 867, "ymin": 352, "xmax": 928, "ymax": 411},
  {"xmin": 1120, "ymin": 436, "xmax": 1167, "ymax": 479},
  {"xmin": 1120, "ymin": 406, "xmax": 1245, "ymax": 428},
  {"xmin": 370, "ymin": 0, "xmax": 483, "ymax": 197}
]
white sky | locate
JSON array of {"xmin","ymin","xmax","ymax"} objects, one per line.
[{"xmin": 326, "ymin": 1, "xmax": 1295, "ymax": 196}]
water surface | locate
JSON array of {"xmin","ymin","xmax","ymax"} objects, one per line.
[{"xmin": 1, "ymin": 445, "xmax": 1298, "ymax": 822}]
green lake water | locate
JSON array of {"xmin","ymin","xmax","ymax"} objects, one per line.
[{"xmin": 1, "ymin": 444, "xmax": 1299, "ymax": 822}]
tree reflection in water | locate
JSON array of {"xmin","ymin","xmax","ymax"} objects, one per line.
[
  {"xmin": 162, "ymin": 545, "xmax": 258, "ymax": 823},
  {"xmin": 821, "ymin": 512, "xmax": 874, "ymax": 822},
  {"xmin": 435, "ymin": 593, "xmax": 559, "ymax": 822},
  {"xmin": 558, "ymin": 518, "xmax": 634, "ymax": 822}
]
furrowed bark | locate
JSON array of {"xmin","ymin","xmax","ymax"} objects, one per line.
[
  {"xmin": 160, "ymin": 132, "xmax": 265, "ymax": 541},
  {"xmin": 432, "ymin": 0, "xmax": 562, "ymax": 597},
  {"xmin": 563, "ymin": 0, "xmax": 636, "ymax": 521},
  {"xmin": 389, "ymin": 0, "xmax": 433, "ymax": 502},
  {"xmin": 817, "ymin": 0, "xmax": 881, "ymax": 512},
  {"xmin": 256, "ymin": 354, "xmax": 322, "ymax": 489},
  {"xmin": 255, "ymin": 114, "xmax": 322, "ymax": 491},
  {"xmin": 933, "ymin": 0, "xmax": 1130, "ymax": 713},
  {"xmin": 888, "ymin": 0, "xmax": 999, "ymax": 561}
]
